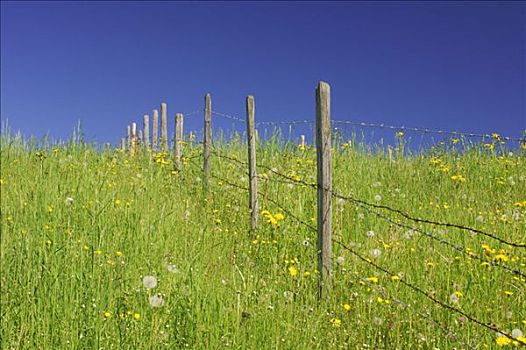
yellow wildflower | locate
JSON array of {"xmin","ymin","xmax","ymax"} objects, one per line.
[
  {"xmin": 330, "ymin": 318, "xmax": 342, "ymax": 327},
  {"xmin": 343, "ymin": 303, "xmax": 351, "ymax": 311},
  {"xmin": 288, "ymin": 266, "xmax": 298, "ymax": 277},
  {"xmin": 496, "ymin": 336, "xmax": 512, "ymax": 346}
]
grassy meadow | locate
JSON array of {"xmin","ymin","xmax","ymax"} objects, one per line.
[{"xmin": 1, "ymin": 131, "xmax": 525, "ymax": 349}]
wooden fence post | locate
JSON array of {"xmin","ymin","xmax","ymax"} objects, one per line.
[
  {"xmin": 121, "ymin": 138, "xmax": 126, "ymax": 151},
  {"xmin": 127, "ymin": 125, "xmax": 131, "ymax": 152},
  {"xmin": 316, "ymin": 81, "xmax": 332, "ymax": 300},
  {"xmin": 203, "ymin": 94, "xmax": 212, "ymax": 189},
  {"xmin": 246, "ymin": 95, "xmax": 258, "ymax": 231},
  {"xmin": 161, "ymin": 102, "xmax": 168, "ymax": 152},
  {"xmin": 131, "ymin": 122, "xmax": 137, "ymax": 155},
  {"xmin": 143, "ymin": 114, "xmax": 150, "ymax": 149},
  {"xmin": 152, "ymin": 109, "xmax": 159, "ymax": 151},
  {"xmin": 174, "ymin": 113, "xmax": 184, "ymax": 171},
  {"xmin": 300, "ymin": 135, "xmax": 306, "ymax": 149},
  {"xmin": 138, "ymin": 129, "xmax": 143, "ymax": 148}
]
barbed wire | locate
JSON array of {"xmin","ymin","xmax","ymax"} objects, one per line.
[
  {"xmin": 210, "ymin": 149, "xmax": 526, "ymax": 249},
  {"xmin": 256, "ymin": 120, "xmax": 313, "ymax": 127},
  {"xmin": 183, "ymin": 109, "xmax": 203, "ymax": 117},
  {"xmin": 350, "ymin": 272, "xmax": 475, "ymax": 350},
  {"xmin": 183, "ymin": 153, "xmax": 524, "ymax": 346},
  {"xmin": 211, "ymin": 111, "xmax": 246, "ymax": 123},
  {"xmin": 206, "ymin": 149, "xmax": 526, "ymax": 278},
  {"xmin": 333, "ymin": 119, "xmax": 525, "ymax": 142},
  {"xmin": 334, "ymin": 238, "xmax": 526, "ymax": 346}
]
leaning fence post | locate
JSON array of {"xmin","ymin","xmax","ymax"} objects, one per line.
[
  {"xmin": 204, "ymin": 94, "xmax": 212, "ymax": 189},
  {"xmin": 246, "ymin": 95, "xmax": 258, "ymax": 231},
  {"xmin": 152, "ymin": 109, "xmax": 159, "ymax": 151},
  {"xmin": 316, "ymin": 81, "xmax": 332, "ymax": 300},
  {"xmin": 161, "ymin": 102, "xmax": 168, "ymax": 152},
  {"xmin": 174, "ymin": 113, "xmax": 184, "ymax": 171},
  {"xmin": 143, "ymin": 114, "xmax": 150, "ymax": 150}
]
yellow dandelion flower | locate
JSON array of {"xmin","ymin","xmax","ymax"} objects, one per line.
[
  {"xmin": 391, "ymin": 275, "xmax": 400, "ymax": 281},
  {"xmin": 366, "ymin": 277, "xmax": 379, "ymax": 284},
  {"xmin": 115, "ymin": 251, "xmax": 123, "ymax": 257},
  {"xmin": 504, "ymin": 291, "xmax": 513, "ymax": 296},
  {"xmin": 494, "ymin": 254, "xmax": 509, "ymax": 262},
  {"xmin": 133, "ymin": 313, "xmax": 140, "ymax": 320},
  {"xmin": 496, "ymin": 336, "xmax": 512, "ymax": 346},
  {"xmin": 103, "ymin": 311, "xmax": 112, "ymax": 318},
  {"xmin": 451, "ymin": 174, "xmax": 466, "ymax": 183},
  {"xmin": 343, "ymin": 303, "xmax": 351, "ymax": 311},
  {"xmin": 330, "ymin": 318, "xmax": 342, "ymax": 327},
  {"xmin": 288, "ymin": 266, "xmax": 298, "ymax": 277}
]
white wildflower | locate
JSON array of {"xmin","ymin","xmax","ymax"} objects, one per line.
[
  {"xmin": 374, "ymin": 194, "xmax": 382, "ymax": 202},
  {"xmin": 65, "ymin": 197, "xmax": 74, "ymax": 205},
  {"xmin": 449, "ymin": 293, "xmax": 460, "ymax": 304},
  {"xmin": 336, "ymin": 256, "xmax": 345, "ymax": 265},
  {"xmin": 512, "ymin": 329, "xmax": 523, "ymax": 338},
  {"xmin": 369, "ymin": 248, "xmax": 382, "ymax": 259},
  {"xmin": 366, "ymin": 230, "xmax": 375, "ymax": 238},
  {"xmin": 142, "ymin": 275, "xmax": 158, "ymax": 289},
  {"xmin": 149, "ymin": 293, "xmax": 164, "ymax": 308}
]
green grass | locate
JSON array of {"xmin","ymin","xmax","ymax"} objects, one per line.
[{"xmin": 1, "ymin": 133, "xmax": 525, "ymax": 349}]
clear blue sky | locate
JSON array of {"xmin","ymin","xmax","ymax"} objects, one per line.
[{"xmin": 1, "ymin": 1, "xmax": 525, "ymax": 145}]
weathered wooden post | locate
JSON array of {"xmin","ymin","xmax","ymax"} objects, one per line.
[
  {"xmin": 174, "ymin": 113, "xmax": 184, "ymax": 171},
  {"xmin": 203, "ymin": 94, "xmax": 212, "ymax": 189},
  {"xmin": 143, "ymin": 114, "xmax": 150, "ymax": 149},
  {"xmin": 316, "ymin": 81, "xmax": 332, "ymax": 300},
  {"xmin": 300, "ymin": 135, "xmax": 306, "ymax": 149},
  {"xmin": 152, "ymin": 109, "xmax": 159, "ymax": 151},
  {"xmin": 131, "ymin": 122, "xmax": 137, "ymax": 155},
  {"xmin": 246, "ymin": 95, "xmax": 258, "ymax": 231},
  {"xmin": 127, "ymin": 125, "xmax": 131, "ymax": 152},
  {"xmin": 138, "ymin": 129, "xmax": 143, "ymax": 148},
  {"xmin": 120, "ymin": 138, "xmax": 126, "ymax": 151},
  {"xmin": 161, "ymin": 102, "xmax": 168, "ymax": 152}
]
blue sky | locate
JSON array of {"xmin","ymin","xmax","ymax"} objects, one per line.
[{"xmin": 1, "ymin": 1, "xmax": 525, "ymax": 145}]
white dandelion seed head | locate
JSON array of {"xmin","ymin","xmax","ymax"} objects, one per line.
[
  {"xmin": 336, "ymin": 256, "xmax": 345, "ymax": 265},
  {"xmin": 302, "ymin": 239, "xmax": 309, "ymax": 247},
  {"xmin": 283, "ymin": 290, "xmax": 294, "ymax": 301},
  {"xmin": 449, "ymin": 293, "xmax": 460, "ymax": 304},
  {"xmin": 337, "ymin": 198, "xmax": 345, "ymax": 206},
  {"xmin": 372, "ymin": 181, "xmax": 382, "ymax": 188},
  {"xmin": 374, "ymin": 194, "xmax": 382, "ymax": 202},
  {"xmin": 369, "ymin": 248, "xmax": 382, "ymax": 259},
  {"xmin": 142, "ymin": 275, "xmax": 158, "ymax": 289},
  {"xmin": 65, "ymin": 197, "xmax": 74, "ymax": 205},
  {"xmin": 512, "ymin": 329, "xmax": 523, "ymax": 338},
  {"xmin": 165, "ymin": 263, "xmax": 179, "ymax": 274},
  {"xmin": 287, "ymin": 183, "xmax": 294, "ymax": 190},
  {"xmin": 149, "ymin": 293, "xmax": 164, "ymax": 308},
  {"xmin": 366, "ymin": 230, "xmax": 375, "ymax": 238}
]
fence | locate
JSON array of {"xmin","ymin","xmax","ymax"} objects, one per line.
[{"xmin": 120, "ymin": 82, "xmax": 525, "ymax": 347}]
